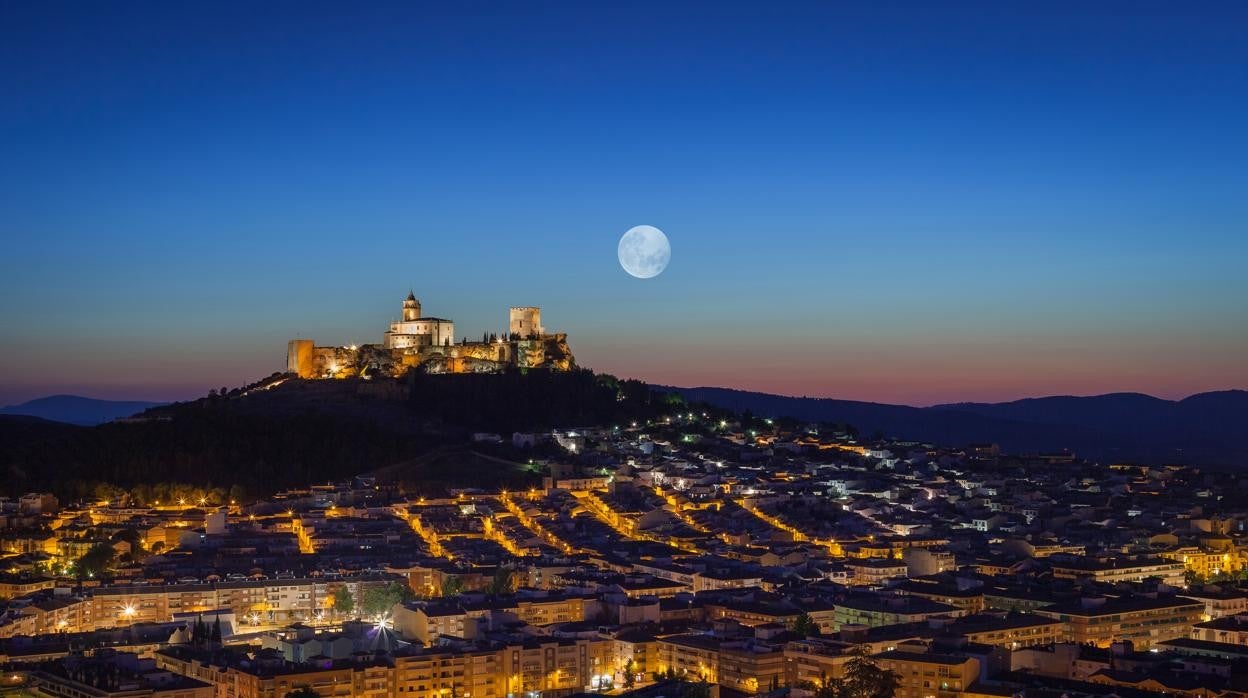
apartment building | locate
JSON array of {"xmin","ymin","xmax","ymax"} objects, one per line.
[
  {"xmin": 158, "ymin": 637, "xmax": 616, "ymax": 698},
  {"xmin": 0, "ymin": 576, "xmax": 391, "ymax": 638},
  {"xmin": 832, "ymin": 595, "xmax": 963, "ymax": 630},
  {"xmin": 656, "ymin": 634, "xmax": 785, "ymax": 694},
  {"xmin": 1048, "ymin": 555, "xmax": 1185, "ymax": 587},
  {"xmin": 1035, "ymin": 596, "xmax": 1203, "ymax": 650},
  {"xmin": 873, "ymin": 650, "xmax": 980, "ymax": 698}
]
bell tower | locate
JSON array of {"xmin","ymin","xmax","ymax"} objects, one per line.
[{"xmin": 402, "ymin": 291, "xmax": 421, "ymax": 321}]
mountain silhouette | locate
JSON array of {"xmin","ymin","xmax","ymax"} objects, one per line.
[
  {"xmin": 0, "ymin": 395, "xmax": 166, "ymax": 425},
  {"xmin": 657, "ymin": 386, "xmax": 1248, "ymax": 467}
]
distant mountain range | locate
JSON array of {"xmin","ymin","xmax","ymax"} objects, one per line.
[
  {"xmin": 3, "ymin": 384, "xmax": 1245, "ymax": 471},
  {"xmin": 0, "ymin": 395, "xmax": 167, "ymax": 426},
  {"xmin": 656, "ymin": 387, "xmax": 1248, "ymax": 467}
]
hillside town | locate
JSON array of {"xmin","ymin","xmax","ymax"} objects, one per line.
[{"xmin": 4, "ymin": 411, "xmax": 1248, "ymax": 698}]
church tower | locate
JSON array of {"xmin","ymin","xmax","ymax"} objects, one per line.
[{"xmin": 402, "ymin": 291, "xmax": 421, "ymax": 321}]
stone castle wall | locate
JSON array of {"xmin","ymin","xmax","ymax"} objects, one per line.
[
  {"xmin": 289, "ymin": 334, "xmax": 574, "ymax": 379},
  {"xmin": 289, "ymin": 298, "xmax": 573, "ymax": 379}
]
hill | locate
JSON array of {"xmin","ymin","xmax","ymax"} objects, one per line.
[
  {"xmin": 371, "ymin": 446, "xmax": 543, "ymax": 493},
  {"xmin": 0, "ymin": 395, "xmax": 166, "ymax": 425},
  {"xmin": 0, "ymin": 370, "xmax": 669, "ymax": 501},
  {"xmin": 932, "ymin": 391, "xmax": 1247, "ymax": 438},
  {"xmin": 658, "ymin": 386, "xmax": 1248, "ymax": 467},
  {"xmin": 0, "ymin": 387, "xmax": 432, "ymax": 502},
  {"xmin": 6, "ymin": 373, "xmax": 1241, "ymax": 503}
]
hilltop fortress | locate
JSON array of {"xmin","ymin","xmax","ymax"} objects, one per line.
[{"xmin": 286, "ymin": 292, "xmax": 575, "ymax": 379}]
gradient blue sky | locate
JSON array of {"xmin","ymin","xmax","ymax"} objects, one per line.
[{"xmin": 2, "ymin": 1, "xmax": 1245, "ymax": 406}]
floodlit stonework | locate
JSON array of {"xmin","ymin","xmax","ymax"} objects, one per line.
[{"xmin": 286, "ymin": 292, "xmax": 575, "ymax": 378}]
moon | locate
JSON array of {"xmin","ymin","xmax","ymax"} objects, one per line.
[{"xmin": 617, "ymin": 225, "xmax": 671, "ymax": 279}]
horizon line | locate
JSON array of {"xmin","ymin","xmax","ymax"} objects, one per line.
[{"xmin": 4, "ymin": 380, "xmax": 1244, "ymax": 412}]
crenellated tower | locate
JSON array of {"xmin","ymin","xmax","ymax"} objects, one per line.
[{"xmin": 509, "ymin": 306, "xmax": 543, "ymax": 338}]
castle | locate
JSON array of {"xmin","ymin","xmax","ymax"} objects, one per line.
[{"xmin": 286, "ymin": 292, "xmax": 575, "ymax": 379}]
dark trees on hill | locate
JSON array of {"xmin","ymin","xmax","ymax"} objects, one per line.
[
  {"xmin": 0, "ymin": 369, "xmax": 677, "ymax": 501},
  {"xmin": 405, "ymin": 369, "xmax": 663, "ymax": 432},
  {"xmin": 0, "ymin": 399, "xmax": 429, "ymax": 499}
]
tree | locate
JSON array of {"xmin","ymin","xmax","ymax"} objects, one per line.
[
  {"xmin": 331, "ymin": 586, "xmax": 354, "ymax": 617},
  {"xmin": 792, "ymin": 611, "xmax": 819, "ymax": 637},
  {"xmin": 623, "ymin": 659, "xmax": 637, "ymax": 689},
  {"xmin": 440, "ymin": 576, "xmax": 465, "ymax": 598},
  {"xmin": 360, "ymin": 581, "xmax": 412, "ymax": 618},
  {"xmin": 652, "ymin": 668, "xmax": 679, "ymax": 682},
  {"xmin": 285, "ymin": 687, "xmax": 320, "ymax": 698},
  {"xmin": 647, "ymin": 669, "xmax": 711, "ymax": 698},
  {"xmin": 191, "ymin": 615, "xmax": 210, "ymax": 646},
  {"xmin": 485, "ymin": 567, "xmax": 514, "ymax": 596},
  {"xmin": 828, "ymin": 651, "xmax": 900, "ymax": 698},
  {"xmin": 93, "ymin": 482, "xmax": 126, "ymax": 504},
  {"xmin": 77, "ymin": 543, "xmax": 116, "ymax": 578},
  {"xmin": 211, "ymin": 616, "xmax": 222, "ymax": 644}
]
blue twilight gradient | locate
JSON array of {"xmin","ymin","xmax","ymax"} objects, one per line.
[{"xmin": 1, "ymin": 2, "xmax": 1246, "ymax": 406}]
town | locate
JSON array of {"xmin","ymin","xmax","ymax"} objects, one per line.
[
  {"xmin": 6, "ymin": 3, "xmax": 1243, "ymax": 697},
  {"xmin": 3, "ymin": 408, "xmax": 1247, "ymax": 698}
]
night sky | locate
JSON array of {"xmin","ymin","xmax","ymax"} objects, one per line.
[{"xmin": 2, "ymin": 2, "xmax": 1245, "ymax": 406}]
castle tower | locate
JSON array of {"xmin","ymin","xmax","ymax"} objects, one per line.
[
  {"xmin": 509, "ymin": 307, "xmax": 543, "ymax": 338},
  {"xmin": 402, "ymin": 291, "xmax": 422, "ymax": 321},
  {"xmin": 286, "ymin": 339, "xmax": 315, "ymax": 378}
]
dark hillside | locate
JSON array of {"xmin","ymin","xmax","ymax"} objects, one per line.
[
  {"xmin": 405, "ymin": 369, "xmax": 665, "ymax": 432},
  {"xmin": 660, "ymin": 386, "xmax": 1248, "ymax": 466},
  {"xmin": 0, "ymin": 370, "xmax": 673, "ymax": 501}
]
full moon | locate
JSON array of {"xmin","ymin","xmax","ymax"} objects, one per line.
[{"xmin": 617, "ymin": 225, "xmax": 671, "ymax": 279}]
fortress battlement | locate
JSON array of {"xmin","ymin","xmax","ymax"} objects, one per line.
[{"xmin": 286, "ymin": 293, "xmax": 575, "ymax": 379}]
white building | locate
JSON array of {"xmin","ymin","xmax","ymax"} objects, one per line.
[{"xmin": 383, "ymin": 292, "xmax": 455, "ymax": 349}]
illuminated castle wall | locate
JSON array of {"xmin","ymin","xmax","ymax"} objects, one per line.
[
  {"xmin": 385, "ymin": 292, "xmax": 455, "ymax": 349},
  {"xmin": 286, "ymin": 293, "xmax": 574, "ymax": 379},
  {"xmin": 509, "ymin": 306, "xmax": 543, "ymax": 338}
]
